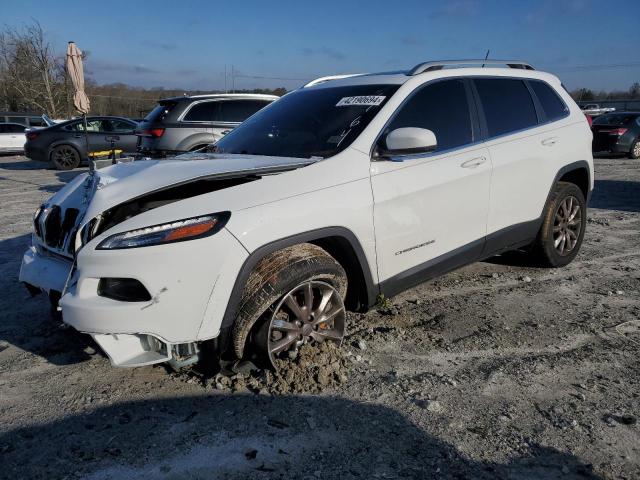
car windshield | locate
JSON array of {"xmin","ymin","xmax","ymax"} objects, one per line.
[
  {"xmin": 593, "ymin": 114, "xmax": 638, "ymax": 126},
  {"xmin": 212, "ymin": 84, "xmax": 399, "ymax": 159}
]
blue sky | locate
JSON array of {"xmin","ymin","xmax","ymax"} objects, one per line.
[{"xmin": 2, "ymin": 0, "xmax": 639, "ymax": 91}]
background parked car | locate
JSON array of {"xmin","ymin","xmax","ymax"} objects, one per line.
[
  {"xmin": 24, "ymin": 116, "xmax": 138, "ymax": 170},
  {"xmin": 581, "ymin": 103, "xmax": 616, "ymax": 116},
  {"xmin": 591, "ymin": 112, "xmax": 640, "ymax": 159},
  {"xmin": 136, "ymin": 93, "xmax": 277, "ymax": 157},
  {"xmin": 0, "ymin": 122, "xmax": 27, "ymax": 153},
  {"xmin": 0, "ymin": 111, "xmax": 53, "ymax": 128}
]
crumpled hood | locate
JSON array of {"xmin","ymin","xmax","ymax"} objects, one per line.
[
  {"xmin": 89, "ymin": 153, "xmax": 316, "ymax": 210},
  {"xmin": 39, "ymin": 153, "xmax": 317, "ymax": 258},
  {"xmin": 51, "ymin": 153, "xmax": 315, "ymax": 219}
]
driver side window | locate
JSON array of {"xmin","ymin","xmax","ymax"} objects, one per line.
[{"xmin": 386, "ymin": 79, "xmax": 473, "ymax": 152}]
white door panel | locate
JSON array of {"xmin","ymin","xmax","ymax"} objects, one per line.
[
  {"xmin": 371, "ymin": 145, "xmax": 492, "ymax": 282},
  {"xmin": 486, "ymin": 123, "xmax": 574, "ymax": 235}
]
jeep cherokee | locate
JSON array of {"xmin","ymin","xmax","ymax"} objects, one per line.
[{"xmin": 19, "ymin": 59, "xmax": 593, "ymax": 371}]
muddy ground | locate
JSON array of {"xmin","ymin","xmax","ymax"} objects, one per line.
[{"xmin": 0, "ymin": 155, "xmax": 638, "ymax": 479}]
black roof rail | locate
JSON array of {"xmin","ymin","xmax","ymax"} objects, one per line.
[{"xmin": 407, "ymin": 59, "xmax": 535, "ymax": 76}]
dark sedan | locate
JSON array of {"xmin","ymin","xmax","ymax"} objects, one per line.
[
  {"xmin": 24, "ymin": 116, "xmax": 138, "ymax": 170},
  {"xmin": 591, "ymin": 112, "xmax": 640, "ymax": 159}
]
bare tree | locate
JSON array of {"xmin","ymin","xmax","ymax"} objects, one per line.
[{"xmin": 0, "ymin": 20, "xmax": 65, "ymax": 116}]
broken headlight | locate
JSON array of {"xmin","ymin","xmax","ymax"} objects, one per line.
[{"xmin": 96, "ymin": 212, "xmax": 230, "ymax": 250}]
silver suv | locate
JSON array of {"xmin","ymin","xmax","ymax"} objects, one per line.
[{"xmin": 136, "ymin": 93, "xmax": 278, "ymax": 157}]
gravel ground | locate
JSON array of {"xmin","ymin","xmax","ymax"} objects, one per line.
[{"xmin": 0, "ymin": 155, "xmax": 638, "ymax": 480}]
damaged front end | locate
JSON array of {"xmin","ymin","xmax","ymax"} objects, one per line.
[{"xmin": 19, "ymin": 154, "xmax": 317, "ymax": 367}]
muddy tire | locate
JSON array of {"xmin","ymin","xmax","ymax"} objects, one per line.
[
  {"xmin": 629, "ymin": 139, "xmax": 640, "ymax": 160},
  {"xmin": 51, "ymin": 145, "xmax": 81, "ymax": 170},
  {"xmin": 532, "ymin": 181, "xmax": 586, "ymax": 267},
  {"xmin": 232, "ymin": 243, "xmax": 347, "ymax": 367}
]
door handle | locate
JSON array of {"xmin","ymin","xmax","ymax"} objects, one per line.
[
  {"xmin": 541, "ymin": 137, "xmax": 558, "ymax": 146},
  {"xmin": 460, "ymin": 156, "xmax": 486, "ymax": 168}
]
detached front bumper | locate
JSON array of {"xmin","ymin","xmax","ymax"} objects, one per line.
[
  {"xmin": 19, "ymin": 245, "xmax": 71, "ymax": 294},
  {"xmin": 19, "ymin": 228, "xmax": 248, "ymax": 367}
]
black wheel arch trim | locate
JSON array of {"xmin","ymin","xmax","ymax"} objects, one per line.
[
  {"xmin": 220, "ymin": 226, "xmax": 378, "ymax": 328},
  {"xmin": 545, "ymin": 160, "xmax": 592, "ymax": 206},
  {"xmin": 176, "ymin": 132, "xmax": 215, "ymax": 151}
]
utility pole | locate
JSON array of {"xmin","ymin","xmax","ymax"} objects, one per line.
[
  {"xmin": 224, "ymin": 65, "xmax": 227, "ymax": 93},
  {"xmin": 231, "ymin": 65, "xmax": 235, "ymax": 93}
]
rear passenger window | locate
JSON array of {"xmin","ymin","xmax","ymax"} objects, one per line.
[
  {"xmin": 184, "ymin": 101, "xmax": 219, "ymax": 122},
  {"xmin": 386, "ymin": 79, "xmax": 472, "ymax": 151},
  {"xmin": 529, "ymin": 80, "xmax": 568, "ymax": 121},
  {"xmin": 219, "ymin": 100, "xmax": 269, "ymax": 123},
  {"xmin": 474, "ymin": 78, "xmax": 538, "ymax": 138}
]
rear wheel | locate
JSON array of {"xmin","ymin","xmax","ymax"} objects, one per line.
[
  {"xmin": 629, "ymin": 140, "xmax": 640, "ymax": 159},
  {"xmin": 532, "ymin": 182, "xmax": 586, "ymax": 267},
  {"xmin": 232, "ymin": 243, "xmax": 347, "ymax": 369},
  {"xmin": 51, "ymin": 145, "xmax": 80, "ymax": 170}
]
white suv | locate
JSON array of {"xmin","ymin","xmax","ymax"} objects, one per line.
[{"xmin": 19, "ymin": 60, "xmax": 593, "ymax": 370}]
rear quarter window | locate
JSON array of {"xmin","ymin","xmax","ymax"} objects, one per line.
[
  {"xmin": 218, "ymin": 100, "xmax": 271, "ymax": 123},
  {"xmin": 183, "ymin": 101, "xmax": 219, "ymax": 122},
  {"xmin": 474, "ymin": 78, "xmax": 538, "ymax": 138},
  {"xmin": 145, "ymin": 102, "xmax": 176, "ymax": 123},
  {"xmin": 529, "ymin": 80, "xmax": 568, "ymax": 121}
]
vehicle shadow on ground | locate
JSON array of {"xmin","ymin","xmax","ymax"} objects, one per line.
[
  {"xmin": 0, "ymin": 233, "xmax": 97, "ymax": 366},
  {"xmin": 589, "ymin": 179, "xmax": 640, "ymax": 213},
  {"xmin": 0, "ymin": 157, "xmax": 49, "ymax": 170},
  {"xmin": 0, "ymin": 394, "xmax": 601, "ymax": 480}
]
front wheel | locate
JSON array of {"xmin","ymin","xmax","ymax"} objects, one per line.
[
  {"xmin": 532, "ymin": 182, "xmax": 587, "ymax": 267},
  {"xmin": 51, "ymin": 145, "xmax": 81, "ymax": 170},
  {"xmin": 232, "ymin": 243, "xmax": 348, "ymax": 369}
]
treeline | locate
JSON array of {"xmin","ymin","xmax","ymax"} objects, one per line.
[
  {"xmin": 0, "ymin": 20, "xmax": 285, "ymax": 120},
  {"xmin": 570, "ymin": 83, "xmax": 640, "ymax": 102}
]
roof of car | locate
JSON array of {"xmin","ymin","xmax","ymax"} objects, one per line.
[
  {"xmin": 302, "ymin": 60, "xmax": 561, "ymax": 90},
  {"xmin": 161, "ymin": 93, "xmax": 279, "ymax": 102},
  {"xmin": 53, "ymin": 116, "xmax": 136, "ymax": 127}
]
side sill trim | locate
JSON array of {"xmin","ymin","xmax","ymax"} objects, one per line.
[
  {"xmin": 379, "ymin": 218, "xmax": 543, "ymax": 299},
  {"xmin": 379, "ymin": 238, "xmax": 485, "ymax": 298}
]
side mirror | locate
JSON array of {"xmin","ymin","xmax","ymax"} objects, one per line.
[{"xmin": 377, "ymin": 127, "xmax": 437, "ymax": 159}]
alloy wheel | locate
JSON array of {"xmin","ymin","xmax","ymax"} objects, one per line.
[
  {"xmin": 553, "ymin": 195, "xmax": 582, "ymax": 256},
  {"xmin": 53, "ymin": 147, "xmax": 78, "ymax": 168},
  {"xmin": 259, "ymin": 280, "xmax": 346, "ymax": 367}
]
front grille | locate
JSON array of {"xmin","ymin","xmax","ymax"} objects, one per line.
[{"xmin": 37, "ymin": 205, "xmax": 81, "ymax": 256}]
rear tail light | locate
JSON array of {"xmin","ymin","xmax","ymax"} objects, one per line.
[
  {"xmin": 137, "ymin": 128, "xmax": 165, "ymax": 138},
  {"xmin": 26, "ymin": 131, "xmax": 39, "ymax": 140},
  {"xmin": 609, "ymin": 128, "xmax": 628, "ymax": 136}
]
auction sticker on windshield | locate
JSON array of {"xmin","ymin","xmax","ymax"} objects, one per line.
[{"xmin": 336, "ymin": 96, "xmax": 386, "ymax": 107}]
